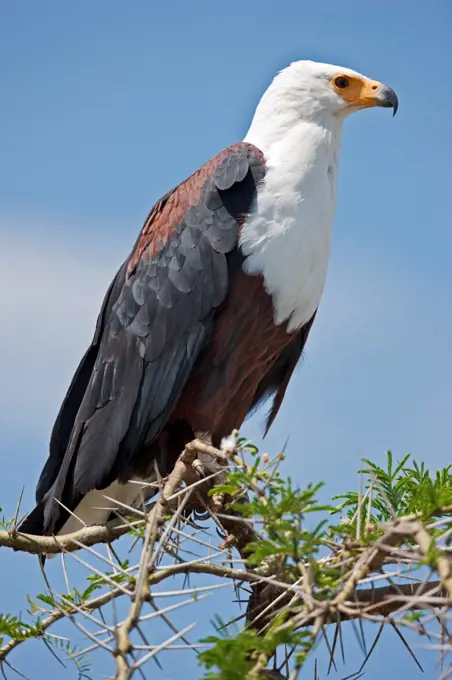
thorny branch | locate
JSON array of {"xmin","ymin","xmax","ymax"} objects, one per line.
[{"xmin": 0, "ymin": 440, "xmax": 452, "ymax": 679}]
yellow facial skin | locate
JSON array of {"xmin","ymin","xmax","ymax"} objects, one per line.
[{"xmin": 330, "ymin": 74, "xmax": 398, "ymax": 113}]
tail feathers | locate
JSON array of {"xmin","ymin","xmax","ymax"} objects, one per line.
[
  {"xmin": 55, "ymin": 481, "xmax": 146, "ymax": 536},
  {"xmin": 18, "ymin": 502, "xmax": 46, "ymax": 536},
  {"xmin": 43, "ymin": 482, "xmax": 143, "ymax": 560},
  {"xmin": 19, "ymin": 479, "xmax": 154, "ymax": 541}
]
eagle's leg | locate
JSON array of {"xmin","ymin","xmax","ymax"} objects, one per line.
[
  {"xmin": 183, "ymin": 431, "xmax": 229, "ymax": 517},
  {"xmin": 177, "ymin": 428, "xmax": 242, "ymax": 519},
  {"xmin": 192, "ymin": 430, "xmax": 212, "ymax": 478},
  {"xmin": 193, "ymin": 430, "xmax": 213, "ymax": 447}
]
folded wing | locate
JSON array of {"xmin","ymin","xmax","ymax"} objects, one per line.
[{"xmin": 20, "ymin": 143, "xmax": 266, "ymax": 535}]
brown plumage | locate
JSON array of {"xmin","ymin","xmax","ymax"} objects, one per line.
[
  {"xmin": 18, "ymin": 57, "xmax": 400, "ymax": 538},
  {"xmin": 19, "ymin": 142, "xmax": 315, "ymax": 537},
  {"xmin": 172, "ymin": 268, "xmax": 313, "ymax": 442}
]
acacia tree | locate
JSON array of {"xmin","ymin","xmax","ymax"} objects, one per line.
[{"xmin": 0, "ymin": 436, "xmax": 451, "ymax": 679}]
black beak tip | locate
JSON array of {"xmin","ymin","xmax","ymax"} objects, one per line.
[{"xmin": 382, "ymin": 86, "xmax": 399, "ymax": 116}]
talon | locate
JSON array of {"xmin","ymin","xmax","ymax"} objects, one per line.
[
  {"xmin": 192, "ymin": 458, "xmax": 205, "ymax": 478},
  {"xmin": 216, "ymin": 526, "xmax": 228, "ymax": 541},
  {"xmin": 193, "ymin": 510, "xmax": 210, "ymax": 522}
]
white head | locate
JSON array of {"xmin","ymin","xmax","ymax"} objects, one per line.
[
  {"xmin": 240, "ymin": 61, "xmax": 398, "ymax": 332},
  {"xmin": 244, "ymin": 60, "xmax": 398, "ymax": 153}
]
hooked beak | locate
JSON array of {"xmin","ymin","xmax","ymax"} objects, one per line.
[
  {"xmin": 374, "ymin": 84, "xmax": 399, "ymax": 116},
  {"xmin": 335, "ymin": 75, "xmax": 399, "ymax": 117}
]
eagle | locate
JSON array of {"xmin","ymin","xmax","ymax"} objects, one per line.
[{"xmin": 20, "ymin": 60, "xmax": 398, "ymax": 537}]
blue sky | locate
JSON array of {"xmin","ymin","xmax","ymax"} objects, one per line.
[{"xmin": 1, "ymin": 1, "xmax": 451, "ymax": 677}]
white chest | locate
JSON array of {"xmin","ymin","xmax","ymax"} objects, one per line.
[{"xmin": 241, "ymin": 123, "xmax": 340, "ymax": 332}]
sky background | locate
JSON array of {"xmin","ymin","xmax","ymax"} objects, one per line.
[{"xmin": 1, "ymin": 1, "xmax": 452, "ymax": 678}]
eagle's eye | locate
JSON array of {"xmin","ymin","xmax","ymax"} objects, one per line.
[{"xmin": 334, "ymin": 76, "xmax": 349, "ymax": 89}]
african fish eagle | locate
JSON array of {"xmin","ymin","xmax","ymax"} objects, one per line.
[{"xmin": 20, "ymin": 60, "xmax": 398, "ymax": 537}]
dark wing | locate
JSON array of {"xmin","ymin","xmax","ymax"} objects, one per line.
[
  {"xmin": 22, "ymin": 142, "xmax": 265, "ymax": 535},
  {"xmin": 35, "ymin": 263, "xmax": 128, "ymax": 505}
]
